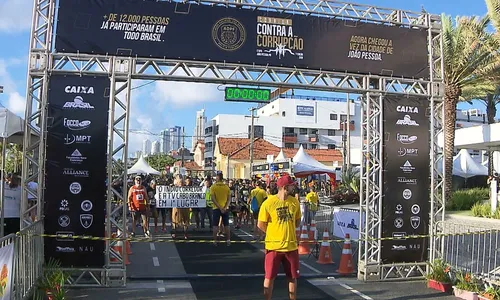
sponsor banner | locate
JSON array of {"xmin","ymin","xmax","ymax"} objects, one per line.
[
  {"xmin": 332, "ymin": 208, "xmax": 365, "ymax": 240},
  {"xmin": 155, "ymin": 186, "xmax": 206, "ymax": 208},
  {"xmin": 54, "ymin": 0, "xmax": 428, "ymax": 78},
  {"xmin": 381, "ymin": 96, "xmax": 430, "ymax": 263},
  {"xmin": 0, "ymin": 244, "xmax": 14, "ymax": 300},
  {"xmin": 296, "ymin": 105, "xmax": 314, "ymax": 116},
  {"xmin": 44, "ymin": 75, "xmax": 109, "ymax": 267}
]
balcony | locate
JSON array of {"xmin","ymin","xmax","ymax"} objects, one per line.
[
  {"xmin": 340, "ymin": 122, "xmax": 355, "ymax": 131},
  {"xmin": 308, "ymin": 134, "xmax": 319, "ymax": 142},
  {"xmin": 282, "ymin": 132, "xmax": 297, "ymax": 143}
]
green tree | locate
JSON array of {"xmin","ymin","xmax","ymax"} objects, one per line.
[
  {"xmin": 442, "ymin": 13, "xmax": 500, "ymax": 203},
  {"xmin": 0, "ymin": 143, "xmax": 23, "ymax": 174},
  {"xmin": 146, "ymin": 153, "xmax": 177, "ymax": 172}
]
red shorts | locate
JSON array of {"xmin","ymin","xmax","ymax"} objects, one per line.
[{"xmin": 264, "ymin": 249, "xmax": 300, "ymax": 279}]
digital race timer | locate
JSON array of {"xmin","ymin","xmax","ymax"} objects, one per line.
[{"xmin": 224, "ymin": 87, "xmax": 271, "ymax": 103}]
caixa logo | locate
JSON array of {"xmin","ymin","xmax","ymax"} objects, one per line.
[
  {"xmin": 63, "ymin": 118, "xmax": 91, "ymax": 131},
  {"xmin": 346, "ymin": 219, "xmax": 358, "ymax": 230}
]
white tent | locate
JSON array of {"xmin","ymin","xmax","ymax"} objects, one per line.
[
  {"xmin": 127, "ymin": 155, "xmax": 161, "ymax": 175},
  {"xmin": 0, "ymin": 108, "xmax": 27, "ymax": 236},
  {"xmin": 437, "ymin": 149, "xmax": 488, "ymax": 178},
  {"xmin": 274, "ymin": 149, "xmax": 287, "ymax": 162},
  {"xmin": 292, "ymin": 145, "xmax": 336, "ymax": 177}
]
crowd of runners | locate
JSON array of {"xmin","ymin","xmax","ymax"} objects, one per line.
[{"xmin": 121, "ymin": 172, "xmax": 321, "ymax": 241}]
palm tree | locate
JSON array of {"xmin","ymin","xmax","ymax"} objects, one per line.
[{"xmin": 442, "ymin": 14, "xmax": 500, "ymax": 203}]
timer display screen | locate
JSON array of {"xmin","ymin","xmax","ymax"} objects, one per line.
[{"xmin": 224, "ymin": 87, "xmax": 271, "ymax": 103}]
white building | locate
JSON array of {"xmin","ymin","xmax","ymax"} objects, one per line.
[
  {"xmin": 151, "ymin": 140, "xmax": 161, "ymax": 154},
  {"xmin": 159, "ymin": 126, "xmax": 183, "ymax": 153},
  {"xmin": 134, "ymin": 151, "xmax": 142, "ymax": 158},
  {"xmin": 192, "ymin": 109, "xmax": 206, "ymax": 151},
  {"xmin": 454, "ymin": 108, "xmax": 495, "ymax": 162},
  {"xmin": 204, "ymin": 96, "xmax": 360, "ymax": 169},
  {"xmin": 142, "ymin": 139, "xmax": 151, "ymax": 156},
  {"xmin": 159, "ymin": 130, "xmax": 170, "ymax": 153}
]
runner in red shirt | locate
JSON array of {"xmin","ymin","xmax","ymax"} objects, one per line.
[{"xmin": 128, "ymin": 175, "xmax": 150, "ymax": 237}]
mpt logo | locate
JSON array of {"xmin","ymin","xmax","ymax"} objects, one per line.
[
  {"xmin": 398, "ymin": 148, "xmax": 418, "ymax": 157},
  {"xmin": 396, "ymin": 115, "xmax": 419, "ymax": 126},
  {"xmin": 64, "ymin": 134, "xmax": 91, "ymax": 145}
]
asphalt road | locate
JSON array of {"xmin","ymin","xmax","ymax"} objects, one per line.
[{"xmin": 67, "ymin": 222, "xmax": 459, "ymax": 299}]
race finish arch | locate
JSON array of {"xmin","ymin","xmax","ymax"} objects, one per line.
[{"xmin": 21, "ymin": 0, "xmax": 444, "ymax": 287}]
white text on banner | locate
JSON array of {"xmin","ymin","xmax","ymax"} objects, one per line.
[{"xmin": 155, "ymin": 186, "xmax": 206, "ymax": 208}]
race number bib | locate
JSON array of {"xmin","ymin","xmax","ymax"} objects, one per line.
[{"xmin": 136, "ymin": 194, "xmax": 143, "ymax": 201}]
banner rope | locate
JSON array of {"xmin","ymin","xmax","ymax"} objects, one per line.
[{"xmin": 14, "ymin": 230, "xmax": 500, "ymax": 243}]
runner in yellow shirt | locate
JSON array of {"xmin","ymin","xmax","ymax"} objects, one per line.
[
  {"xmin": 257, "ymin": 174, "xmax": 301, "ymax": 300},
  {"xmin": 305, "ymin": 186, "xmax": 319, "ymax": 225},
  {"xmin": 249, "ymin": 181, "xmax": 268, "ymax": 240},
  {"xmin": 210, "ymin": 172, "xmax": 231, "ymax": 246}
]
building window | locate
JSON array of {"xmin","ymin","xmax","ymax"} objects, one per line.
[
  {"xmin": 300, "ymin": 143, "xmax": 308, "ymax": 149},
  {"xmin": 340, "ymin": 114, "xmax": 348, "ymax": 122},
  {"xmin": 215, "ymin": 125, "xmax": 219, "ymax": 135},
  {"xmin": 285, "ymin": 143, "xmax": 294, "ymax": 148},
  {"xmin": 310, "ymin": 144, "xmax": 317, "ymax": 149},
  {"xmin": 328, "ymin": 129, "xmax": 336, "ymax": 136},
  {"xmin": 330, "ymin": 114, "xmax": 338, "ymax": 120},
  {"xmin": 284, "ymin": 127, "xmax": 294, "ymax": 134},
  {"xmin": 248, "ymin": 125, "xmax": 264, "ymax": 139},
  {"xmin": 282, "ymin": 111, "xmax": 286, "ymax": 117},
  {"xmin": 328, "ymin": 144, "xmax": 336, "ymax": 149},
  {"xmin": 299, "ymin": 128, "xmax": 307, "ymax": 135},
  {"xmin": 309, "ymin": 129, "xmax": 318, "ymax": 135}
]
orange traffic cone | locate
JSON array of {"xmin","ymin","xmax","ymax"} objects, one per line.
[
  {"xmin": 110, "ymin": 234, "xmax": 130, "ymax": 265},
  {"xmin": 337, "ymin": 234, "xmax": 354, "ymax": 274},
  {"xmin": 298, "ymin": 225, "xmax": 310, "ymax": 255},
  {"xmin": 317, "ymin": 228, "xmax": 333, "ymax": 264},
  {"xmin": 308, "ymin": 219, "xmax": 317, "ymax": 241},
  {"xmin": 295, "ymin": 226, "xmax": 300, "ymax": 241}
]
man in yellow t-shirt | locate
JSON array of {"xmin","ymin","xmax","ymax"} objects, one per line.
[
  {"xmin": 249, "ymin": 181, "xmax": 267, "ymax": 239},
  {"xmin": 305, "ymin": 186, "xmax": 319, "ymax": 225},
  {"xmin": 257, "ymin": 174, "xmax": 301, "ymax": 300},
  {"xmin": 210, "ymin": 172, "xmax": 231, "ymax": 245}
]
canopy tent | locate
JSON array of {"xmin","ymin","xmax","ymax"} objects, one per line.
[
  {"xmin": 127, "ymin": 155, "xmax": 161, "ymax": 175},
  {"xmin": 292, "ymin": 145, "xmax": 336, "ymax": 178},
  {"xmin": 0, "ymin": 108, "xmax": 28, "ymax": 236},
  {"xmin": 437, "ymin": 149, "xmax": 488, "ymax": 178},
  {"xmin": 274, "ymin": 149, "xmax": 287, "ymax": 162}
]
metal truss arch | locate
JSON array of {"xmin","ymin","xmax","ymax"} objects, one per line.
[{"xmin": 22, "ymin": 0, "xmax": 444, "ymax": 287}]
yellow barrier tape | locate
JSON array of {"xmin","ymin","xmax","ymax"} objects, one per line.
[{"xmin": 14, "ymin": 230, "xmax": 500, "ymax": 244}]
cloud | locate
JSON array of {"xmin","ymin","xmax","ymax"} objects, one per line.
[
  {"xmin": 0, "ymin": 0, "xmax": 32, "ymax": 33},
  {"xmin": 6, "ymin": 92, "xmax": 25, "ymax": 115},
  {"xmin": 151, "ymin": 81, "xmax": 223, "ymax": 108}
]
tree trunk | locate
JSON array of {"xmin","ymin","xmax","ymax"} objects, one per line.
[
  {"xmin": 486, "ymin": 94, "xmax": 497, "ymax": 175},
  {"xmin": 443, "ymin": 85, "xmax": 461, "ymax": 205}
]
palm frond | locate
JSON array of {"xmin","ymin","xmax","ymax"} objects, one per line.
[{"xmin": 486, "ymin": 0, "xmax": 500, "ymax": 33}]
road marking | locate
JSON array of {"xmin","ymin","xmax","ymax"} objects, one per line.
[
  {"xmin": 300, "ymin": 261, "xmax": 322, "ymax": 274},
  {"xmin": 327, "ymin": 277, "xmax": 373, "ymax": 300},
  {"xmin": 152, "ymin": 256, "xmax": 160, "ymax": 267},
  {"xmin": 150, "ymin": 243, "xmax": 156, "ymax": 251},
  {"xmin": 238, "ymin": 229, "xmax": 254, "ymax": 237},
  {"xmin": 157, "ymin": 279, "xmax": 165, "ymax": 292}
]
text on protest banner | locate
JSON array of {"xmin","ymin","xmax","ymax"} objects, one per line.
[{"xmin": 155, "ymin": 186, "xmax": 206, "ymax": 208}]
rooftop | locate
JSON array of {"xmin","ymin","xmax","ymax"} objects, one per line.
[
  {"xmin": 217, "ymin": 137, "xmax": 343, "ymax": 162},
  {"xmin": 174, "ymin": 160, "xmax": 202, "ymax": 171}
]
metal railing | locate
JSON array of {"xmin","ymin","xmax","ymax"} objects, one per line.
[
  {"xmin": 315, "ymin": 204, "xmax": 335, "ymax": 235},
  {"xmin": 436, "ymin": 220, "xmax": 500, "ymax": 282},
  {"xmin": 0, "ymin": 220, "xmax": 44, "ymax": 299}
]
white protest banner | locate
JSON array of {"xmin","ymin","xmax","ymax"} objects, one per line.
[
  {"xmin": 155, "ymin": 185, "xmax": 206, "ymax": 208},
  {"xmin": 0, "ymin": 243, "xmax": 14, "ymax": 300}
]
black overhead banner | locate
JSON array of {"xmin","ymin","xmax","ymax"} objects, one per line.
[
  {"xmin": 54, "ymin": 0, "xmax": 429, "ymax": 78},
  {"xmin": 381, "ymin": 96, "xmax": 430, "ymax": 263},
  {"xmin": 44, "ymin": 75, "xmax": 109, "ymax": 267}
]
